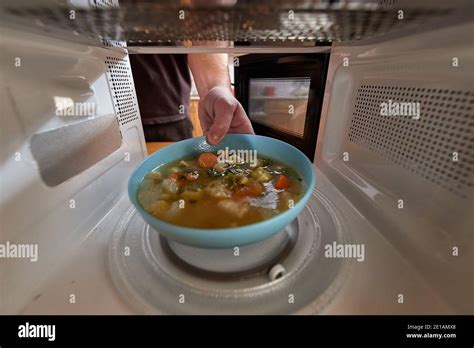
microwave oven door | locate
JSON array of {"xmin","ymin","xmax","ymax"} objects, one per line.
[{"xmin": 235, "ymin": 53, "xmax": 330, "ymax": 160}]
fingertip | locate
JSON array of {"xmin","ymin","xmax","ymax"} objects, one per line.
[{"xmin": 207, "ymin": 133, "xmax": 221, "ymax": 145}]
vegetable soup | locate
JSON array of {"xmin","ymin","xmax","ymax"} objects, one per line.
[{"xmin": 137, "ymin": 152, "xmax": 304, "ymax": 228}]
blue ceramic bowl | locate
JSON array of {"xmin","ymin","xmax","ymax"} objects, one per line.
[{"xmin": 128, "ymin": 134, "xmax": 315, "ymax": 248}]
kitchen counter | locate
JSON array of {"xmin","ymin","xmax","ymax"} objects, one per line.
[{"xmin": 146, "ymin": 142, "xmax": 174, "ymax": 155}]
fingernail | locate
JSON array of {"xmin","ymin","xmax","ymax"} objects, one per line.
[{"xmin": 208, "ymin": 134, "xmax": 220, "ymax": 145}]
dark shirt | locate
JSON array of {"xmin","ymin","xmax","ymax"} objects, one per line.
[{"xmin": 129, "ymin": 54, "xmax": 192, "ymax": 125}]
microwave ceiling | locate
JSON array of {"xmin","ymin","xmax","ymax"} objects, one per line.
[{"xmin": 0, "ymin": 0, "xmax": 470, "ymax": 51}]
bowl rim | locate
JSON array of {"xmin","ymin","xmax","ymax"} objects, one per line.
[{"xmin": 128, "ymin": 134, "xmax": 316, "ymax": 239}]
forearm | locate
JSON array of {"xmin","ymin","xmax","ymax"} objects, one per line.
[
  {"xmin": 188, "ymin": 54, "xmax": 231, "ymax": 97},
  {"xmin": 189, "ymin": 52, "xmax": 253, "ymax": 143}
]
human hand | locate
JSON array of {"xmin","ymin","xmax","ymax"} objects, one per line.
[{"xmin": 198, "ymin": 86, "xmax": 254, "ymax": 145}]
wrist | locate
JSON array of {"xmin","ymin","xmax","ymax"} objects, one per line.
[{"xmin": 202, "ymin": 83, "xmax": 232, "ymax": 98}]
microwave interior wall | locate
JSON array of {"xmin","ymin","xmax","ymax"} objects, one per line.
[
  {"xmin": 0, "ymin": 3, "xmax": 473, "ymax": 314},
  {"xmin": 316, "ymin": 21, "xmax": 473, "ymax": 313}
]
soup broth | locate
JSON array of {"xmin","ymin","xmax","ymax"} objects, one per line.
[{"xmin": 137, "ymin": 152, "xmax": 304, "ymax": 229}]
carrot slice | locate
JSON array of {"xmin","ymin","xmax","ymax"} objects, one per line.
[
  {"xmin": 246, "ymin": 180, "xmax": 264, "ymax": 196},
  {"xmin": 233, "ymin": 180, "xmax": 263, "ymax": 198},
  {"xmin": 274, "ymin": 175, "xmax": 289, "ymax": 190},
  {"xmin": 198, "ymin": 152, "xmax": 218, "ymax": 168}
]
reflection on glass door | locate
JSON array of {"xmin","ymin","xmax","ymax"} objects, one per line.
[{"xmin": 248, "ymin": 78, "xmax": 311, "ymax": 138}]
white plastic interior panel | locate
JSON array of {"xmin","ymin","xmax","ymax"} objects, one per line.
[
  {"xmin": 316, "ymin": 21, "xmax": 473, "ymax": 313},
  {"xmin": 349, "ymin": 85, "xmax": 472, "ymax": 198},
  {"xmin": 0, "ymin": 27, "xmax": 147, "ymax": 313},
  {"xmin": 0, "ymin": 0, "xmax": 472, "ymax": 316}
]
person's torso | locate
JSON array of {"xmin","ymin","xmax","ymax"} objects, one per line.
[{"xmin": 129, "ymin": 54, "xmax": 192, "ymax": 124}]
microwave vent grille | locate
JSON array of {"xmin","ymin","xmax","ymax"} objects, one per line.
[
  {"xmin": 105, "ymin": 56, "xmax": 139, "ymax": 126},
  {"xmin": 101, "ymin": 38, "xmax": 126, "ymax": 48},
  {"xmin": 348, "ymin": 84, "xmax": 474, "ymax": 198},
  {"xmin": 91, "ymin": 0, "xmax": 119, "ymax": 10},
  {"xmin": 1, "ymin": 2, "xmax": 459, "ymax": 47}
]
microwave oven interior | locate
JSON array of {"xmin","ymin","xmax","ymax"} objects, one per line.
[{"xmin": 0, "ymin": 0, "xmax": 472, "ymax": 315}]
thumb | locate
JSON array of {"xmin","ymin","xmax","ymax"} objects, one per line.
[{"xmin": 207, "ymin": 96, "xmax": 236, "ymax": 145}]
